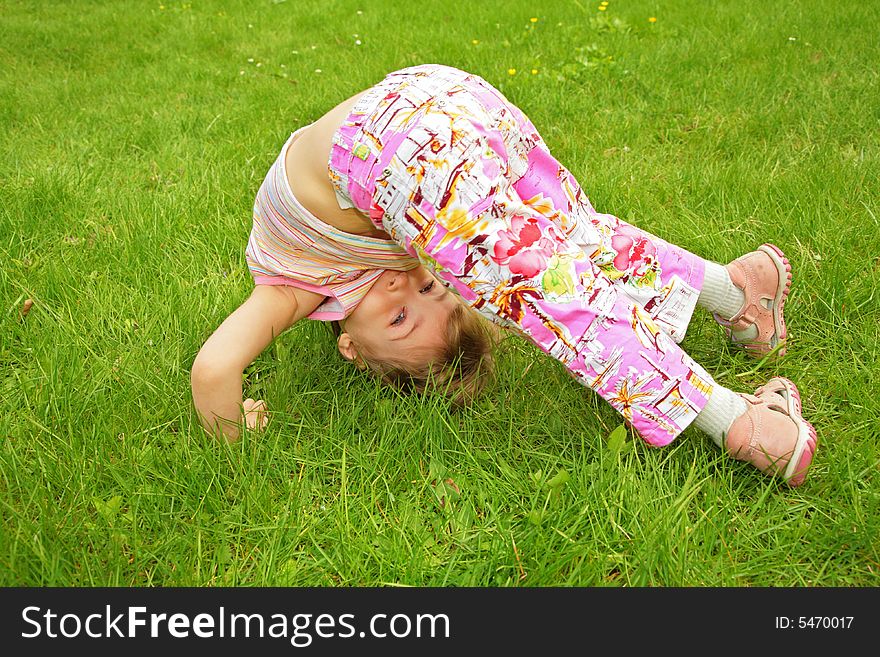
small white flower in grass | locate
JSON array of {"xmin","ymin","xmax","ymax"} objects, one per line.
[
  {"xmin": 355, "ymin": 39, "xmax": 362, "ymax": 46},
  {"xmin": 247, "ymin": 58, "xmax": 254, "ymax": 62},
  {"xmin": 256, "ymin": 62, "xmax": 262, "ymax": 67},
  {"xmin": 248, "ymin": 24, "xmax": 253, "ymax": 28},
  {"xmin": 357, "ymin": 10, "xmax": 363, "ymax": 15},
  {"xmin": 315, "ymin": 68, "xmax": 322, "ymax": 73},
  {"xmin": 789, "ymin": 36, "xmax": 797, "ymax": 41},
  {"xmin": 239, "ymin": 70, "xmax": 245, "ymax": 75}
]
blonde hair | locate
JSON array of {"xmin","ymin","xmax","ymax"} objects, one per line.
[{"xmin": 332, "ymin": 304, "xmax": 498, "ymax": 406}]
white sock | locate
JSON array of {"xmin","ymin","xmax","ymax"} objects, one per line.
[
  {"xmin": 694, "ymin": 385, "xmax": 748, "ymax": 448},
  {"xmin": 698, "ymin": 261, "xmax": 745, "ymax": 319}
]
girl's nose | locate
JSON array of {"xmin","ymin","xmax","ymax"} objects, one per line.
[{"xmin": 387, "ymin": 271, "xmax": 407, "ymax": 290}]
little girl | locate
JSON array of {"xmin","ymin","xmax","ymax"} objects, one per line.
[{"xmin": 191, "ymin": 64, "xmax": 817, "ymax": 487}]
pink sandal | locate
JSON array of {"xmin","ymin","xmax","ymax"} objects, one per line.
[
  {"xmin": 725, "ymin": 377, "xmax": 818, "ymax": 487},
  {"xmin": 714, "ymin": 243, "xmax": 792, "ymax": 358}
]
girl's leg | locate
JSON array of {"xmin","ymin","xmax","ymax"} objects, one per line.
[
  {"xmin": 508, "ymin": 141, "xmax": 705, "ymax": 344},
  {"xmin": 503, "ymin": 114, "xmax": 790, "ymax": 356},
  {"xmin": 340, "ymin": 65, "xmax": 814, "ymax": 483}
]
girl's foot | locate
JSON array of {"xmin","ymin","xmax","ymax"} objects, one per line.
[
  {"xmin": 724, "ymin": 377, "xmax": 817, "ymax": 486},
  {"xmin": 714, "ymin": 244, "xmax": 792, "ymax": 358}
]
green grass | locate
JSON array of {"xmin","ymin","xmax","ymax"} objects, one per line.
[{"xmin": 1, "ymin": 0, "xmax": 878, "ymax": 587}]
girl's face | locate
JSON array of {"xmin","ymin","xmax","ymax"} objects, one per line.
[{"xmin": 337, "ymin": 266, "xmax": 460, "ymax": 367}]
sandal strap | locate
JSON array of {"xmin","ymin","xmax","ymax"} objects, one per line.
[{"xmin": 725, "ymin": 258, "xmax": 777, "ymax": 342}]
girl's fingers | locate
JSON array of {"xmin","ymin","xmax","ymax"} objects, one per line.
[{"xmin": 243, "ymin": 399, "xmax": 268, "ymax": 430}]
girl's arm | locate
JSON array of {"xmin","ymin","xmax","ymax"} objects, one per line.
[{"xmin": 191, "ymin": 284, "xmax": 324, "ymax": 443}]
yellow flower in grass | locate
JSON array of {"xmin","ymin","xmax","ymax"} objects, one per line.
[
  {"xmin": 530, "ymin": 17, "xmax": 538, "ymax": 23},
  {"xmin": 648, "ymin": 16, "xmax": 657, "ymax": 23},
  {"xmin": 508, "ymin": 68, "xmax": 517, "ymax": 75},
  {"xmin": 598, "ymin": 5, "xmax": 607, "ymax": 11}
]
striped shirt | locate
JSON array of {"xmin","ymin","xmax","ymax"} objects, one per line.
[{"xmin": 245, "ymin": 128, "xmax": 417, "ymax": 321}]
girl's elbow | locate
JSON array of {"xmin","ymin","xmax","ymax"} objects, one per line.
[{"xmin": 191, "ymin": 350, "xmax": 230, "ymax": 388}]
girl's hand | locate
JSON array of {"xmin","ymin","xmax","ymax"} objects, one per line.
[{"xmin": 243, "ymin": 398, "xmax": 268, "ymax": 431}]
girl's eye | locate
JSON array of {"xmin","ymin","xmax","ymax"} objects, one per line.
[
  {"xmin": 419, "ymin": 281, "xmax": 435, "ymax": 294},
  {"xmin": 391, "ymin": 309, "xmax": 406, "ymax": 326}
]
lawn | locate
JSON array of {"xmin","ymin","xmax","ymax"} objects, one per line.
[{"xmin": 1, "ymin": 0, "xmax": 878, "ymax": 586}]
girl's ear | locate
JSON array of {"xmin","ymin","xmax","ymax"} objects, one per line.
[{"xmin": 336, "ymin": 333, "xmax": 363, "ymax": 367}]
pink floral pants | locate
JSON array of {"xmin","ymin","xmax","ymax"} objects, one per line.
[{"xmin": 329, "ymin": 65, "xmax": 714, "ymax": 446}]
